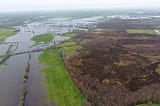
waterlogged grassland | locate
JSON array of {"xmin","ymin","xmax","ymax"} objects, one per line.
[
  {"xmin": 39, "ymin": 49, "xmax": 84, "ymax": 106},
  {"xmin": 5, "ymin": 44, "xmax": 13, "ymax": 54},
  {"xmin": 126, "ymin": 29, "xmax": 156, "ymax": 34},
  {"xmin": 62, "ymin": 33, "xmax": 77, "ymax": 38},
  {"xmin": 56, "ymin": 38, "xmax": 82, "ymax": 58},
  {"xmin": 56, "ymin": 41, "xmax": 76, "ymax": 48},
  {"xmin": 31, "ymin": 33, "xmax": 54, "ymax": 46},
  {"xmin": 0, "ymin": 29, "xmax": 18, "ymax": 42}
]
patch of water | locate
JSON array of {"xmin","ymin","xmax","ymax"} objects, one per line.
[
  {"xmin": 0, "ymin": 54, "xmax": 28, "ymax": 106},
  {"xmin": 154, "ymin": 30, "xmax": 160, "ymax": 34}
]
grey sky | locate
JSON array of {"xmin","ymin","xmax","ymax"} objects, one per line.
[{"xmin": 0, "ymin": 0, "xmax": 160, "ymax": 12}]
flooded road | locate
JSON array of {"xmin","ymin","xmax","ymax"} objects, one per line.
[{"xmin": 0, "ymin": 17, "xmax": 101, "ymax": 106}]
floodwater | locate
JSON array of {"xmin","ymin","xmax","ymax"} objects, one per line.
[
  {"xmin": 0, "ymin": 54, "xmax": 28, "ymax": 106},
  {"xmin": 0, "ymin": 17, "xmax": 101, "ymax": 106},
  {"xmin": 154, "ymin": 30, "xmax": 160, "ymax": 34},
  {"xmin": 25, "ymin": 52, "xmax": 48, "ymax": 106}
]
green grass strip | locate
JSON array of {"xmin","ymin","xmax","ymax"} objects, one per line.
[
  {"xmin": 39, "ymin": 49, "xmax": 84, "ymax": 106},
  {"xmin": 126, "ymin": 29, "xmax": 156, "ymax": 34},
  {"xmin": 137, "ymin": 104, "xmax": 160, "ymax": 106}
]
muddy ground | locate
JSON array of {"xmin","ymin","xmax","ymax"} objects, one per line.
[{"xmin": 65, "ymin": 30, "xmax": 160, "ymax": 106}]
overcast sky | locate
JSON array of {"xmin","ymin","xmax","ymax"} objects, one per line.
[{"xmin": 0, "ymin": 0, "xmax": 160, "ymax": 12}]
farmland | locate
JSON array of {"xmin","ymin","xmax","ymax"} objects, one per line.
[{"xmin": 126, "ymin": 29, "xmax": 156, "ymax": 34}]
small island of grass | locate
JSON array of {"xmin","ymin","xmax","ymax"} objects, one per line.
[
  {"xmin": 0, "ymin": 29, "xmax": 18, "ymax": 42},
  {"xmin": 30, "ymin": 33, "xmax": 55, "ymax": 47},
  {"xmin": 31, "ymin": 33, "xmax": 54, "ymax": 43}
]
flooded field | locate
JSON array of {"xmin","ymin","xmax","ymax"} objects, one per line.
[{"xmin": 0, "ymin": 17, "xmax": 101, "ymax": 106}]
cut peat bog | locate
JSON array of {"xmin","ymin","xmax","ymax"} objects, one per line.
[{"xmin": 64, "ymin": 29, "xmax": 160, "ymax": 106}]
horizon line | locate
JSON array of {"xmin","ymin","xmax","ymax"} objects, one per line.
[{"xmin": 0, "ymin": 7, "xmax": 160, "ymax": 13}]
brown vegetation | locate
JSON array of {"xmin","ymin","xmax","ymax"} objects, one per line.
[{"xmin": 65, "ymin": 30, "xmax": 160, "ymax": 106}]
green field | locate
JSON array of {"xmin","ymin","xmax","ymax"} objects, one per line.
[
  {"xmin": 56, "ymin": 38, "xmax": 82, "ymax": 58},
  {"xmin": 126, "ymin": 29, "xmax": 156, "ymax": 34},
  {"xmin": 56, "ymin": 41, "xmax": 77, "ymax": 48},
  {"xmin": 30, "ymin": 33, "xmax": 55, "ymax": 47},
  {"xmin": 39, "ymin": 49, "xmax": 84, "ymax": 106},
  {"xmin": 137, "ymin": 104, "xmax": 160, "ymax": 106},
  {"xmin": 61, "ymin": 45, "xmax": 82, "ymax": 57},
  {"xmin": 0, "ymin": 29, "xmax": 18, "ymax": 42}
]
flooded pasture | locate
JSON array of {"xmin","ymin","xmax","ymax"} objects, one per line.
[{"xmin": 0, "ymin": 17, "xmax": 101, "ymax": 106}]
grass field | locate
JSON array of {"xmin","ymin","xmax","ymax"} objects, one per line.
[
  {"xmin": 126, "ymin": 29, "xmax": 156, "ymax": 34},
  {"xmin": 137, "ymin": 104, "xmax": 160, "ymax": 106},
  {"xmin": 56, "ymin": 41, "xmax": 77, "ymax": 48},
  {"xmin": 56, "ymin": 38, "xmax": 82, "ymax": 58},
  {"xmin": 39, "ymin": 49, "xmax": 84, "ymax": 106},
  {"xmin": 61, "ymin": 45, "xmax": 82, "ymax": 57},
  {"xmin": 0, "ymin": 29, "xmax": 18, "ymax": 42},
  {"xmin": 31, "ymin": 33, "xmax": 54, "ymax": 43}
]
